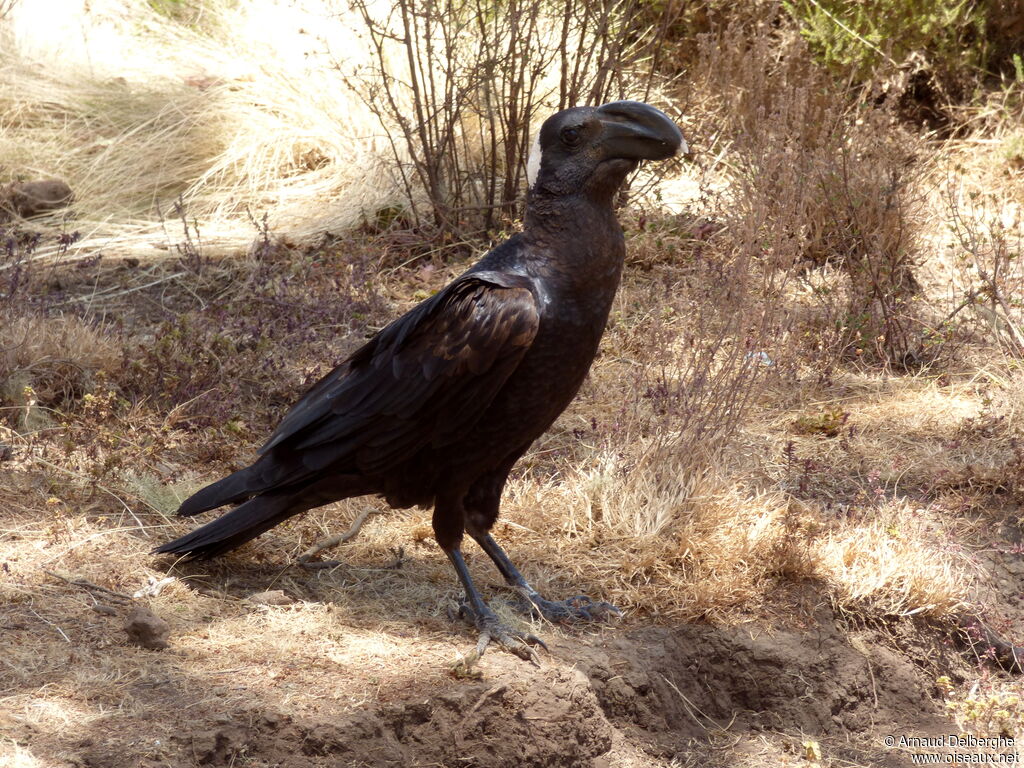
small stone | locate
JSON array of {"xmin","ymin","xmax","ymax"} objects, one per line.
[
  {"xmin": 0, "ymin": 179, "xmax": 74, "ymax": 220},
  {"xmin": 261, "ymin": 710, "xmax": 283, "ymax": 728},
  {"xmin": 124, "ymin": 605, "xmax": 170, "ymax": 650},
  {"xmin": 247, "ymin": 589, "xmax": 294, "ymax": 606}
]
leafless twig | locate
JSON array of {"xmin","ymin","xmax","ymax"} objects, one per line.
[
  {"xmin": 297, "ymin": 507, "xmax": 379, "ymax": 565},
  {"xmin": 44, "ymin": 569, "xmax": 135, "ymax": 603}
]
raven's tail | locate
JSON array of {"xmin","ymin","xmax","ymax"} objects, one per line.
[
  {"xmin": 156, "ymin": 474, "xmax": 374, "ymax": 559},
  {"xmin": 176, "ymin": 466, "xmax": 265, "ymax": 518},
  {"xmin": 153, "ymin": 494, "xmax": 300, "ymax": 559}
]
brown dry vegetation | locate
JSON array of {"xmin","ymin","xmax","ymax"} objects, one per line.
[{"xmin": 3, "ymin": 1, "xmax": 1024, "ymax": 766}]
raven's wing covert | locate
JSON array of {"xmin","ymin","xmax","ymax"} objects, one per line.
[{"xmin": 258, "ymin": 272, "xmax": 540, "ymax": 474}]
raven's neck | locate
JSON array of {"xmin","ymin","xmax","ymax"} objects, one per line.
[
  {"xmin": 522, "ymin": 193, "xmax": 623, "ymax": 254},
  {"xmin": 519, "ymin": 192, "xmax": 626, "ymax": 307}
]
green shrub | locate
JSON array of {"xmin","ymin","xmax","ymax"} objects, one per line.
[{"xmin": 783, "ymin": 0, "xmax": 987, "ymax": 83}]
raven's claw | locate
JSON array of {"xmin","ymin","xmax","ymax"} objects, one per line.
[
  {"xmin": 518, "ymin": 592, "xmax": 622, "ymax": 623},
  {"xmin": 455, "ymin": 601, "xmax": 547, "ymax": 664}
]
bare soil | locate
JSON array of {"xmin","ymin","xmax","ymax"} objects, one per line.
[{"xmin": 0, "ymin": 552, "xmax": 981, "ymax": 768}]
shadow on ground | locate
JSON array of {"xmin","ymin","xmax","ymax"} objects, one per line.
[{"xmin": 4, "ymin": 571, "xmax": 963, "ymax": 768}]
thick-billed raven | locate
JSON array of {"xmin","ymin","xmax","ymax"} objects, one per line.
[{"xmin": 156, "ymin": 101, "xmax": 685, "ymax": 658}]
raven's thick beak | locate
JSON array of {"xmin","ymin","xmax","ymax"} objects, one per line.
[{"xmin": 596, "ymin": 101, "xmax": 686, "ymax": 161}]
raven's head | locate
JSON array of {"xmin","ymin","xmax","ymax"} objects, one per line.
[{"xmin": 526, "ymin": 101, "xmax": 685, "ymax": 201}]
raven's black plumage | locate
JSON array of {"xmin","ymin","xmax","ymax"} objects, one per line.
[{"xmin": 156, "ymin": 101, "xmax": 684, "ymax": 658}]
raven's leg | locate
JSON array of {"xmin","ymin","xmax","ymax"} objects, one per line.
[
  {"xmin": 464, "ymin": 468, "xmax": 620, "ymax": 623},
  {"xmin": 434, "ymin": 495, "xmax": 545, "ymax": 662},
  {"xmin": 469, "ymin": 531, "xmax": 621, "ymax": 623},
  {"xmin": 443, "ymin": 546, "xmax": 546, "ymax": 662}
]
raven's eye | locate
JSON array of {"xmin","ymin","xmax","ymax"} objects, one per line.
[{"xmin": 560, "ymin": 126, "xmax": 582, "ymax": 146}]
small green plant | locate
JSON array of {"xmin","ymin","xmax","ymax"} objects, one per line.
[
  {"xmin": 1002, "ymin": 133, "xmax": 1024, "ymax": 170},
  {"xmin": 942, "ymin": 676, "xmax": 1024, "ymax": 739},
  {"xmin": 783, "ymin": 0, "xmax": 988, "ymax": 83},
  {"xmin": 148, "ymin": 0, "xmax": 192, "ymax": 22},
  {"xmin": 121, "ymin": 470, "xmax": 205, "ymax": 516},
  {"xmin": 791, "ymin": 407, "xmax": 849, "ymax": 437}
]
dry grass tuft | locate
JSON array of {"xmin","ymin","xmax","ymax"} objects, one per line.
[
  {"xmin": 571, "ymin": 439, "xmax": 713, "ymax": 539},
  {"xmin": 0, "ymin": 59, "xmax": 221, "ymax": 223},
  {"xmin": 497, "ymin": 467, "xmax": 789, "ymax": 622},
  {"xmin": 0, "ymin": 0, "xmax": 411, "ymax": 250},
  {"xmin": 0, "ymin": 312, "xmax": 118, "ymax": 415},
  {"xmin": 815, "ymin": 500, "xmax": 975, "ymax": 617}
]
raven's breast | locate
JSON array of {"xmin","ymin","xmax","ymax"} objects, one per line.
[{"xmin": 436, "ymin": 287, "xmax": 613, "ymax": 485}]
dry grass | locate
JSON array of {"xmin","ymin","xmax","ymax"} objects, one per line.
[
  {"xmin": 0, "ymin": 0, "xmax": 410, "ymax": 251},
  {"xmin": 484, "ymin": 362, "xmax": 1004, "ymax": 624},
  {"xmin": 0, "ymin": 0, "xmax": 689, "ymax": 256},
  {"xmin": 814, "ymin": 500, "xmax": 975, "ymax": 617},
  {"xmin": 0, "ymin": 313, "xmax": 119, "ymax": 429},
  {"xmin": 693, "ymin": 19, "xmax": 932, "ymax": 364},
  {"xmin": 1, "ymin": 0, "xmax": 1014, "ymax": 634}
]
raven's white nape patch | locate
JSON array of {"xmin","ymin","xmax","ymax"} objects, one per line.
[{"xmin": 525, "ymin": 132, "xmax": 542, "ymax": 188}]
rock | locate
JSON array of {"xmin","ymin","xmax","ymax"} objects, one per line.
[
  {"xmin": 1004, "ymin": 558, "xmax": 1024, "ymax": 578},
  {"xmin": 0, "ymin": 179, "xmax": 74, "ymax": 221},
  {"xmin": 247, "ymin": 589, "xmax": 295, "ymax": 606},
  {"xmin": 191, "ymin": 727, "xmax": 245, "ymax": 764},
  {"xmin": 124, "ymin": 605, "xmax": 170, "ymax": 650}
]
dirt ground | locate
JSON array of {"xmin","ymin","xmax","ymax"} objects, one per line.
[
  {"xmin": 0, "ymin": 575, "xmax": 967, "ymax": 768},
  {"xmin": 1, "ymin": 499, "xmax": 1018, "ymax": 768}
]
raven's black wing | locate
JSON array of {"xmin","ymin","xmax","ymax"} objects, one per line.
[
  {"xmin": 175, "ymin": 271, "xmax": 540, "ymax": 518},
  {"xmin": 167, "ymin": 272, "xmax": 536, "ymax": 528},
  {"xmin": 259, "ymin": 270, "xmax": 539, "ymax": 475}
]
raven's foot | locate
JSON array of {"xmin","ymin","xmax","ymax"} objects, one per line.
[
  {"xmin": 518, "ymin": 592, "xmax": 622, "ymax": 624},
  {"xmin": 453, "ymin": 601, "xmax": 547, "ymax": 664}
]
